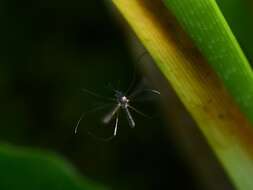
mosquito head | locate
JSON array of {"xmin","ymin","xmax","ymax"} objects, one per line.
[
  {"xmin": 114, "ymin": 90, "xmax": 129, "ymax": 108},
  {"xmin": 119, "ymin": 95, "xmax": 129, "ymax": 109},
  {"xmin": 121, "ymin": 96, "xmax": 128, "ymax": 102}
]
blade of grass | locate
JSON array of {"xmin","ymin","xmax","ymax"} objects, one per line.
[
  {"xmin": 163, "ymin": 0, "xmax": 253, "ymax": 125},
  {"xmin": 111, "ymin": 0, "xmax": 253, "ymax": 189}
]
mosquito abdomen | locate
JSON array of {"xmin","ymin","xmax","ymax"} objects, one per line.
[{"xmin": 102, "ymin": 104, "xmax": 121, "ymax": 124}]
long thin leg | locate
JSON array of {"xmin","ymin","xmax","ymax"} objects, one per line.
[
  {"xmin": 144, "ymin": 89, "xmax": 161, "ymax": 95},
  {"xmin": 113, "ymin": 114, "xmax": 119, "ymax": 136},
  {"xmin": 87, "ymin": 114, "xmax": 118, "ymax": 142},
  {"xmin": 75, "ymin": 113, "xmax": 86, "ymax": 134},
  {"xmin": 74, "ymin": 103, "xmax": 112, "ymax": 134},
  {"xmin": 102, "ymin": 104, "xmax": 121, "ymax": 124},
  {"xmin": 124, "ymin": 107, "xmax": 135, "ymax": 128}
]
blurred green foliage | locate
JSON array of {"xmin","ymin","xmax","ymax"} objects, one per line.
[
  {"xmin": 216, "ymin": 0, "xmax": 253, "ymax": 63},
  {"xmin": 1, "ymin": 0, "xmax": 248, "ymax": 189},
  {"xmin": 0, "ymin": 144, "xmax": 106, "ymax": 190},
  {"xmin": 0, "ymin": 0, "xmax": 196, "ymax": 189}
]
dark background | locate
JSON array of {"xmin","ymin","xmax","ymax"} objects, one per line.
[{"xmin": 0, "ymin": 0, "xmax": 224, "ymax": 189}]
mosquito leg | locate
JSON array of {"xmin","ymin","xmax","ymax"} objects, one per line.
[
  {"xmin": 144, "ymin": 89, "xmax": 161, "ymax": 95},
  {"xmin": 102, "ymin": 104, "xmax": 121, "ymax": 124},
  {"xmin": 114, "ymin": 114, "xmax": 119, "ymax": 136},
  {"xmin": 87, "ymin": 114, "xmax": 119, "ymax": 142},
  {"xmin": 75, "ymin": 113, "xmax": 85, "ymax": 134},
  {"xmin": 128, "ymin": 105, "xmax": 150, "ymax": 118},
  {"xmin": 124, "ymin": 107, "xmax": 135, "ymax": 128},
  {"xmin": 74, "ymin": 103, "xmax": 112, "ymax": 134}
]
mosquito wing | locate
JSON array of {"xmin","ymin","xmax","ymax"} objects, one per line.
[
  {"xmin": 129, "ymin": 89, "xmax": 160, "ymax": 102},
  {"xmin": 127, "ymin": 83, "xmax": 161, "ymax": 119},
  {"xmin": 128, "ymin": 78, "xmax": 160, "ymax": 102}
]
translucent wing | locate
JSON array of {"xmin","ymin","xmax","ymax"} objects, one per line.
[
  {"xmin": 127, "ymin": 80, "xmax": 161, "ymax": 119},
  {"xmin": 128, "ymin": 78, "xmax": 160, "ymax": 101},
  {"xmin": 124, "ymin": 51, "xmax": 148, "ymax": 95},
  {"xmin": 129, "ymin": 89, "xmax": 160, "ymax": 102}
]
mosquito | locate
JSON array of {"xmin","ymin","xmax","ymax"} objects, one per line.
[
  {"xmin": 74, "ymin": 52, "xmax": 160, "ymax": 140},
  {"xmin": 74, "ymin": 87, "xmax": 160, "ymax": 140}
]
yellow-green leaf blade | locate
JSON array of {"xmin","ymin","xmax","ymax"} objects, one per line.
[
  {"xmin": 163, "ymin": 0, "xmax": 253, "ymax": 124},
  {"xmin": 111, "ymin": 0, "xmax": 253, "ymax": 189}
]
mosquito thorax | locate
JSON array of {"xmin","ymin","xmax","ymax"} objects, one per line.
[
  {"xmin": 121, "ymin": 96, "xmax": 128, "ymax": 102},
  {"xmin": 114, "ymin": 90, "xmax": 129, "ymax": 108}
]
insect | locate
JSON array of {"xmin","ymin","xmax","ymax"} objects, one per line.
[
  {"xmin": 74, "ymin": 86, "xmax": 160, "ymax": 140},
  {"xmin": 74, "ymin": 53, "xmax": 160, "ymax": 140}
]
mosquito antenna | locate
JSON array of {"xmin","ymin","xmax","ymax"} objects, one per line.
[
  {"xmin": 81, "ymin": 88, "xmax": 115, "ymax": 102},
  {"xmin": 105, "ymin": 83, "xmax": 116, "ymax": 91},
  {"xmin": 125, "ymin": 51, "xmax": 148, "ymax": 95},
  {"xmin": 116, "ymin": 80, "xmax": 121, "ymax": 90}
]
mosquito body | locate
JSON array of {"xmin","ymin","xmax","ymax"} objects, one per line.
[
  {"xmin": 74, "ymin": 52, "xmax": 160, "ymax": 140},
  {"xmin": 102, "ymin": 90, "xmax": 135, "ymax": 136},
  {"xmin": 74, "ymin": 87, "xmax": 160, "ymax": 140},
  {"xmin": 114, "ymin": 91, "xmax": 136, "ymax": 128}
]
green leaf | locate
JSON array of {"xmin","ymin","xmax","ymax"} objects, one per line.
[
  {"xmin": 163, "ymin": 0, "xmax": 253, "ymax": 125},
  {"xmin": 111, "ymin": 0, "xmax": 253, "ymax": 189},
  {"xmin": 0, "ymin": 144, "xmax": 107, "ymax": 190}
]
